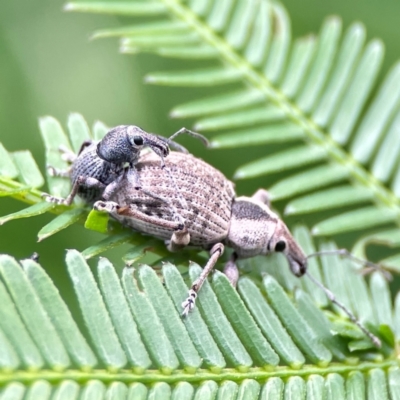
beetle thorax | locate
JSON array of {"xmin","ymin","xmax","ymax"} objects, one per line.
[{"xmin": 225, "ymin": 197, "xmax": 279, "ymax": 259}]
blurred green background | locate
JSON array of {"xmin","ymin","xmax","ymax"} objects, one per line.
[{"xmin": 1, "ymin": 0, "xmax": 400, "ymax": 293}]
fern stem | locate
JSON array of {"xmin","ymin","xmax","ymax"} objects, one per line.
[
  {"xmin": 0, "ymin": 178, "xmax": 48, "ymax": 207},
  {"xmin": 2, "ymin": 361, "xmax": 399, "ymax": 386}
]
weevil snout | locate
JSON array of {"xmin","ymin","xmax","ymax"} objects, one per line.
[
  {"xmin": 270, "ymin": 220, "xmax": 308, "ymax": 277},
  {"xmin": 286, "ymin": 252, "xmax": 307, "ymax": 277},
  {"xmin": 155, "ymin": 139, "xmax": 170, "ymax": 158}
]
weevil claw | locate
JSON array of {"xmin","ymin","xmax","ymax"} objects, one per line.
[{"xmin": 181, "ymin": 289, "xmax": 197, "ymax": 317}]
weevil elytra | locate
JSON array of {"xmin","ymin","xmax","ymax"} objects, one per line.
[
  {"xmin": 42, "ymin": 125, "xmax": 208, "ymax": 206},
  {"xmin": 94, "ymin": 151, "xmax": 381, "ymax": 347}
]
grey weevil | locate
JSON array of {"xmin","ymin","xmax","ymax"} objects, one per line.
[
  {"xmin": 94, "ymin": 151, "xmax": 381, "ymax": 347},
  {"xmin": 42, "ymin": 125, "xmax": 208, "ymax": 206}
]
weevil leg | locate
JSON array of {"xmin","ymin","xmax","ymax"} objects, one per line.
[
  {"xmin": 93, "ymin": 200, "xmax": 120, "ymax": 213},
  {"xmin": 94, "ymin": 200, "xmax": 186, "ymax": 231},
  {"xmin": 223, "ymin": 252, "xmax": 239, "ymax": 288},
  {"xmin": 58, "ymin": 145, "xmax": 78, "ymax": 163},
  {"xmin": 251, "ymin": 189, "xmax": 271, "ymax": 206},
  {"xmin": 102, "ymin": 171, "xmax": 127, "ymax": 201},
  {"xmin": 58, "ymin": 140, "xmax": 92, "ymax": 164},
  {"xmin": 181, "ymin": 243, "xmax": 224, "ymax": 317},
  {"xmin": 76, "ymin": 140, "xmax": 93, "ymax": 155},
  {"xmin": 42, "ymin": 176, "xmax": 105, "ymax": 206},
  {"xmin": 46, "ymin": 165, "xmax": 71, "ymax": 178},
  {"xmin": 167, "ymin": 226, "xmax": 190, "ymax": 252}
]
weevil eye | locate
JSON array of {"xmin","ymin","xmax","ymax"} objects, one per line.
[
  {"xmin": 275, "ymin": 240, "xmax": 286, "ymax": 252},
  {"xmin": 132, "ymin": 135, "xmax": 144, "ymax": 146}
]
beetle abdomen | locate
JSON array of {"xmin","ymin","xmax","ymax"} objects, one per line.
[{"xmin": 110, "ymin": 152, "xmax": 235, "ymax": 248}]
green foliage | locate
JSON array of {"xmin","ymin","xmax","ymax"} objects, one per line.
[
  {"xmin": 0, "ymin": 244, "xmax": 399, "ymax": 397},
  {"xmin": 1, "ymin": 0, "xmax": 400, "ymax": 397}
]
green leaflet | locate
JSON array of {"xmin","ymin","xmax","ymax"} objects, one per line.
[
  {"xmin": 122, "ymin": 267, "xmax": 179, "ymax": 373},
  {"xmin": 189, "ymin": 264, "xmax": 253, "ymax": 369},
  {"xmin": 351, "ymin": 63, "xmax": 400, "ymax": 164},
  {"xmin": 66, "ymin": 250, "xmax": 127, "ymax": 370},
  {"xmin": 155, "ymin": 44, "xmax": 218, "ymax": 60},
  {"xmin": 195, "ymin": 105, "xmax": 285, "ymax": 132},
  {"xmin": 312, "ymin": 207, "xmax": 398, "ymax": 236},
  {"xmin": 92, "ymin": 120, "xmax": 108, "ymax": 141},
  {"xmin": 81, "ymin": 231, "xmax": 134, "ymax": 259},
  {"xmin": 295, "ymin": 17, "xmax": 342, "ymax": 114},
  {"xmin": 39, "ymin": 116, "xmax": 72, "ymax": 198},
  {"xmin": 330, "ymin": 40, "xmax": 384, "ymax": 144},
  {"xmin": 136, "ymin": 265, "xmax": 202, "ymax": 372},
  {"xmin": 22, "ymin": 259, "xmax": 97, "ymax": 369},
  {"xmin": 0, "ymin": 143, "xmax": 19, "ymax": 179},
  {"xmin": 0, "ymin": 255, "xmax": 70, "ymax": 370},
  {"xmin": 210, "ymin": 123, "xmax": 303, "ymax": 148},
  {"xmin": 11, "ymin": 151, "xmax": 44, "ymax": 189},
  {"xmin": 162, "ymin": 263, "xmax": 226, "ymax": 371},
  {"xmin": 145, "ymin": 67, "xmax": 244, "ymax": 86},
  {"xmin": 37, "ymin": 208, "xmax": 86, "ymax": 241},
  {"xmin": 67, "ymin": 113, "xmax": 92, "ymax": 154},
  {"xmin": 0, "ymin": 202, "xmax": 54, "ymax": 226},
  {"xmin": 171, "ymin": 89, "xmax": 265, "ymax": 118},
  {"xmin": 268, "ymin": 164, "xmax": 349, "ymax": 201},
  {"xmin": 84, "ymin": 209, "xmax": 110, "ymax": 233},
  {"xmin": 97, "ymin": 259, "xmax": 151, "ymax": 371},
  {"xmin": 211, "ymin": 271, "xmax": 279, "ymax": 367},
  {"xmin": 65, "ymin": 1, "xmax": 167, "ymax": 16},
  {"xmin": 93, "ymin": 20, "xmax": 187, "ymax": 39},
  {"xmin": 262, "ymin": 275, "xmax": 332, "ymax": 366},
  {"xmin": 285, "ymin": 185, "xmax": 373, "ymax": 215},
  {"xmin": 238, "ymin": 277, "xmax": 305, "ymax": 368},
  {"xmin": 234, "ymin": 146, "xmax": 327, "ymax": 179},
  {"xmin": 313, "ymin": 22, "xmax": 366, "ymax": 127}
]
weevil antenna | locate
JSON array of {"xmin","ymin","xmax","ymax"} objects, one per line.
[
  {"xmin": 168, "ymin": 127, "xmax": 209, "ymax": 148},
  {"xmin": 305, "ymin": 271, "xmax": 381, "ymax": 348},
  {"xmin": 307, "ymin": 249, "xmax": 392, "ymax": 280}
]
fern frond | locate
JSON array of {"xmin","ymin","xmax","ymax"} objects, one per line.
[
  {"xmin": 0, "ymin": 224, "xmax": 399, "ymax": 396},
  {"xmin": 60, "ymin": 0, "xmax": 400, "ymax": 270},
  {"xmin": 1, "ymin": 0, "xmax": 400, "ymax": 398}
]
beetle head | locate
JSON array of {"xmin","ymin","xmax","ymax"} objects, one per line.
[{"xmin": 97, "ymin": 125, "xmax": 170, "ymax": 166}]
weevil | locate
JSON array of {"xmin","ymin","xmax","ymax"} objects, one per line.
[
  {"xmin": 94, "ymin": 151, "xmax": 381, "ymax": 347},
  {"xmin": 42, "ymin": 125, "xmax": 208, "ymax": 206}
]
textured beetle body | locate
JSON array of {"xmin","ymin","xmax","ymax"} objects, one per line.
[
  {"xmin": 42, "ymin": 125, "xmax": 207, "ymax": 207},
  {"xmin": 69, "ymin": 142, "xmax": 123, "ymax": 203},
  {"xmin": 109, "ymin": 151, "xmax": 235, "ymax": 248},
  {"xmin": 95, "ymin": 150, "xmax": 307, "ymax": 317}
]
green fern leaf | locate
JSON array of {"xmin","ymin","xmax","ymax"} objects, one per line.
[
  {"xmin": 60, "ymin": 0, "xmax": 400, "ymax": 267},
  {"xmin": 0, "ymin": 231, "xmax": 399, "ymax": 397}
]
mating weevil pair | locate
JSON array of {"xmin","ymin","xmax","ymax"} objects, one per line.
[
  {"xmin": 42, "ymin": 125, "xmax": 208, "ymax": 206},
  {"xmin": 43, "ymin": 125, "xmax": 381, "ymax": 347},
  {"xmin": 95, "ymin": 150, "xmax": 381, "ymax": 347}
]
